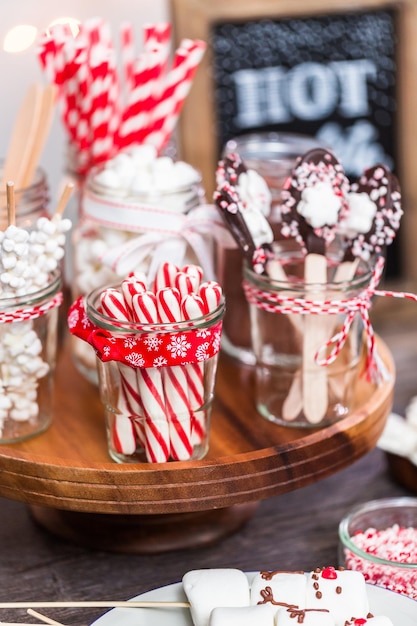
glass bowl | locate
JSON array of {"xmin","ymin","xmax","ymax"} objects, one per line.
[{"xmin": 338, "ymin": 497, "xmax": 417, "ymax": 599}]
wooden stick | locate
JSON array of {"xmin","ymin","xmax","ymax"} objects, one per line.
[
  {"xmin": 54, "ymin": 182, "xmax": 74, "ymax": 218},
  {"xmin": 6, "ymin": 181, "xmax": 15, "ymax": 226},
  {"xmin": 0, "ymin": 601, "xmax": 190, "ymax": 609},
  {"xmin": 27, "ymin": 608, "xmax": 67, "ymax": 626}
]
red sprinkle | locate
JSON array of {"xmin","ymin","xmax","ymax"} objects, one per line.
[{"xmin": 343, "ymin": 524, "xmax": 417, "ymax": 599}]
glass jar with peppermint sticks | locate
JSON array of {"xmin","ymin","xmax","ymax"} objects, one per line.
[{"xmin": 68, "ymin": 264, "xmax": 225, "ymax": 463}]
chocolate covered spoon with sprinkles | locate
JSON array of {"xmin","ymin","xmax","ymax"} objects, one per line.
[
  {"xmin": 280, "ymin": 148, "xmax": 350, "ymax": 424},
  {"xmin": 335, "ymin": 163, "xmax": 403, "ymax": 282},
  {"xmin": 214, "ymin": 152, "xmax": 286, "ymax": 277}
]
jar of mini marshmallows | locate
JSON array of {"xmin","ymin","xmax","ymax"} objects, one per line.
[{"xmin": 72, "ymin": 145, "xmax": 213, "ymax": 382}]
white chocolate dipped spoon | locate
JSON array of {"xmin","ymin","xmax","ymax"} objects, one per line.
[{"xmin": 280, "ymin": 149, "xmax": 350, "ymax": 424}]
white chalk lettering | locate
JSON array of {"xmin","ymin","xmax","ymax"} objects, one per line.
[{"xmin": 232, "ymin": 59, "xmax": 378, "ymax": 128}]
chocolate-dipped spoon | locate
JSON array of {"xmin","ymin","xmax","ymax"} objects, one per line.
[
  {"xmin": 335, "ymin": 163, "xmax": 403, "ymax": 282},
  {"xmin": 280, "ymin": 148, "xmax": 350, "ymax": 424},
  {"xmin": 214, "ymin": 153, "xmax": 283, "ymax": 277},
  {"xmin": 327, "ymin": 164, "xmax": 403, "ymax": 401}
]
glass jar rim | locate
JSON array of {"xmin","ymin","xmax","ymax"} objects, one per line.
[
  {"xmin": 0, "ymin": 162, "xmax": 47, "ymax": 195},
  {"xmin": 224, "ymin": 131, "xmax": 322, "ymax": 162},
  {"xmin": 86, "ymin": 284, "xmax": 225, "ymax": 334},
  {"xmin": 243, "ymin": 255, "xmax": 376, "ymax": 293},
  {"xmin": 86, "ymin": 162, "xmax": 202, "ymax": 199},
  {"xmin": 338, "ymin": 497, "xmax": 417, "ymax": 569},
  {"xmin": 0, "ymin": 269, "xmax": 61, "ymax": 310}
]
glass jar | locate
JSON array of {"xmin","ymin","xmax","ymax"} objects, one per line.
[
  {"xmin": 0, "ymin": 270, "xmax": 62, "ymax": 443},
  {"xmin": 71, "ymin": 158, "xmax": 212, "ymax": 383},
  {"xmin": 0, "ymin": 164, "xmax": 49, "ymax": 230},
  {"xmin": 338, "ymin": 497, "xmax": 417, "ymax": 599},
  {"xmin": 243, "ymin": 241, "xmax": 376, "ymax": 427},
  {"xmin": 220, "ymin": 132, "xmax": 323, "ymax": 364},
  {"xmin": 68, "ymin": 286, "xmax": 225, "ymax": 463}
]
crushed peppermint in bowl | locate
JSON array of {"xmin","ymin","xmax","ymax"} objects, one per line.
[{"xmin": 338, "ymin": 497, "xmax": 417, "ymax": 600}]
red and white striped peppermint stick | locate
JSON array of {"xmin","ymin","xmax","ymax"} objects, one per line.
[
  {"xmin": 199, "ymin": 281, "xmax": 223, "ymax": 314},
  {"xmin": 153, "ymin": 261, "xmax": 179, "ymax": 292},
  {"xmin": 121, "ymin": 276, "xmax": 147, "ymax": 318},
  {"xmin": 181, "ymin": 293, "xmax": 207, "ymax": 443},
  {"xmin": 100, "ymin": 288, "xmax": 130, "ymax": 320},
  {"xmin": 111, "ymin": 413, "xmax": 137, "ymax": 456},
  {"xmin": 174, "ymin": 271, "xmax": 195, "ymax": 299},
  {"xmin": 182, "ymin": 264, "xmax": 203, "ymax": 292},
  {"xmin": 156, "ymin": 287, "xmax": 193, "ymax": 460},
  {"xmin": 101, "ymin": 288, "xmax": 145, "ymax": 454},
  {"xmin": 131, "ymin": 291, "xmax": 170, "ymax": 463}
]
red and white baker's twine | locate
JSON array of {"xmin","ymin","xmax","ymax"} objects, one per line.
[
  {"xmin": 0, "ymin": 292, "xmax": 63, "ymax": 324},
  {"xmin": 243, "ymin": 256, "xmax": 417, "ymax": 383}
]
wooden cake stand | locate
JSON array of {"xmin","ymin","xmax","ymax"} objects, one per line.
[{"xmin": 0, "ymin": 335, "xmax": 394, "ymax": 553}]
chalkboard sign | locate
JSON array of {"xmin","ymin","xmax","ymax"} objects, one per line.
[
  {"xmin": 171, "ymin": 0, "xmax": 417, "ymax": 283},
  {"xmin": 211, "ymin": 10, "xmax": 397, "ymax": 180}
]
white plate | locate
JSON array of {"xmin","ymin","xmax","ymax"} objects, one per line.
[{"xmin": 90, "ymin": 574, "xmax": 417, "ymax": 626}]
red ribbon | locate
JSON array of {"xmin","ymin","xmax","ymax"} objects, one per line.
[{"xmin": 67, "ymin": 296, "xmax": 223, "ymax": 369}]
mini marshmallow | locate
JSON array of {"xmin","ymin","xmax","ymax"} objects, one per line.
[
  {"xmin": 182, "ymin": 569, "xmax": 250, "ymax": 626},
  {"xmin": 209, "ymin": 604, "xmax": 274, "ymax": 626},
  {"xmin": 250, "ymin": 571, "xmax": 307, "ymax": 610},
  {"xmin": 305, "ymin": 568, "xmax": 369, "ymax": 626}
]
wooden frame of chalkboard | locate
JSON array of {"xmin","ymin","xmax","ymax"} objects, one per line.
[{"xmin": 170, "ymin": 0, "xmax": 417, "ymax": 284}]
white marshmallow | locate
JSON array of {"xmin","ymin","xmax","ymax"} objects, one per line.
[
  {"xmin": 345, "ymin": 618, "xmax": 393, "ymax": 626},
  {"xmin": 305, "ymin": 568, "xmax": 369, "ymax": 626},
  {"xmin": 182, "ymin": 569, "xmax": 250, "ymax": 626},
  {"xmin": 209, "ymin": 604, "xmax": 274, "ymax": 626},
  {"xmin": 275, "ymin": 606, "xmax": 335, "ymax": 625},
  {"xmin": 250, "ymin": 571, "xmax": 307, "ymax": 611}
]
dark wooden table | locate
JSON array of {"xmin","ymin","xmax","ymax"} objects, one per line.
[{"xmin": 0, "ymin": 294, "xmax": 415, "ymax": 626}]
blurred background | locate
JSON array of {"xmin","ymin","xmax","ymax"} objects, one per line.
[{"xmin": 0, "ymin": 0, "xmax": 168, "ymax": 201}]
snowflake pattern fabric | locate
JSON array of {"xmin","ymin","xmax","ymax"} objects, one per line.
[{"xmin": 68, "ymin": 296, "xmax": 223, "ymax": 369}]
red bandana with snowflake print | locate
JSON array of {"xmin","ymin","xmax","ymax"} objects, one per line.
[{"xmin": 67, "ymin": 297, "xmax": 223, "ymax": 369}]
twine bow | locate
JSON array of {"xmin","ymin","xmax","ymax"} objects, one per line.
[{"xmin": 243, "ymin": 256, "xmax": 417, "ymax": 384}]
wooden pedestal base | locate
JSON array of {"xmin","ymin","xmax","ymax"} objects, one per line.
[{"xmin": 29, "ymin": 502, "xmax": 259, "ymax": 554}]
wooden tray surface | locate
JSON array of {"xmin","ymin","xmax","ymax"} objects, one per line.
[{"xmin": 0, "ymin": 336, "xmax": 394, "ymax": 515}]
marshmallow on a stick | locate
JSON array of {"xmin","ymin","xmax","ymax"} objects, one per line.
[{"xmin": 182, "ymin": 568, "xmax": 250, "ymax": 626}]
